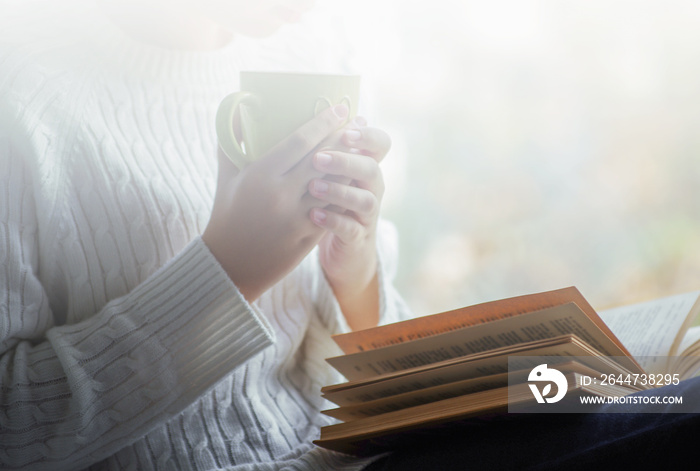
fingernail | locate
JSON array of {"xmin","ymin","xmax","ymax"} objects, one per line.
[
  {"xmin": 315, "ymin": 152, "xmax": 332, "ymax": 167},
  {"xmin": 313, "ymin": 180, "xmax": 329, "ymax": 195},
  {"xmin": 354, "ymin": 116, "xmax": 367, "ymax": 127},
  {"xmin": 345, "ymin": 129, "xmax": 361, "ymax": 142},
  {"xmin": 333, "ymin": 104, "xmax": 349, "ymax": 119},
  {"xmin": 312, "ymin": 209, "xmax": 327, "ymax": 225}
]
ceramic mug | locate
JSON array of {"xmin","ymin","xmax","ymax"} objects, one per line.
[{"xmin": 216, "ymin": 71, "xmax": 361, "ymax": 168}]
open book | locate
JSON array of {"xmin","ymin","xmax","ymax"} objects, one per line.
[{"xmin": 314, "ymin": 287, "xmax": 700, "ymax": 456}]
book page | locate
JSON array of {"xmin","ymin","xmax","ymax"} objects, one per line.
[
  {"xmin": 322, "ymin": 361, "xmax": 605, "ymax": 421},
  {"xmin": 598, "ymin": 291, "xmax": 700, "ymax": 373},
  {"xmin": 314, "ymin": 373, "xmax": 637, "ymax": 455},
  {"xmin": 322, "ymin": 336, "xmax": 632, "ymax": 406},
  {"xmin": 671, "ymin": 326, "xmax": 700, "ymax": 378},
  {"xmin": 322, "ymin": 371, "xmax": 513, "ymax": 421},
  {"xmin": 332, "ymin": 287, "xmax": 627, "ymax": 356},
  {"xmin": 316, "ymin": 383, "xmax": 530, "ymax": 455},
  {"xmin": 327, "ymin": 303, "xmax": 640, "ymax": 381},
  {"xmin": 679, "ymin": 325, "xmax": 700, "ymax": 356}
]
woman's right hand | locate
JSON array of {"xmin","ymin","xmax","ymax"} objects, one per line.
[{"xmin": 202, "ymin": 104, "xmax": 350, "ymax": 302}]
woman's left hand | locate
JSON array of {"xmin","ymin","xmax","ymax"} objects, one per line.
[{"xmin": 307, "ymin": 119, "xmax": 391, "ymax": 331}]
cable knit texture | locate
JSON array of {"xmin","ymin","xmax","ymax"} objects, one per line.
[{"xmin": 0, "ymin": 3, "xmax": 412, "ymax": 470}]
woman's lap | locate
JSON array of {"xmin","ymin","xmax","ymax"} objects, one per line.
[{"xmin": 363, "ymin": 376, "xmax": 700, "ymax": 470}]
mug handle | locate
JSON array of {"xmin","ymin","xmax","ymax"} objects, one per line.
[{"xmin": 216, "ymin": 91, "xmax": 257, "ymax": 168}]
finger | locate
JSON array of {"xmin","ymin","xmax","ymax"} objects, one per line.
[
  {"xmin": 284, "ymin": 118, "xmax": 363, "ymax": 183},
  {"xmin": 285, "ymin": 117, "xmax": 372, "ymax": 185},
  {"xmin": 313, "ymin": 151, "xmax": 384, "ymax": 195},
  {"xmin": 353, "ymin": 116, "xmax": 368, "ymax": 127},
  {"xmin": 313, "ymin": 116, "xmax": 368, "ymax": 153},
  {"xmin": 294, "ymin": 116, "xmax": 367, "ymax": 162},
  {"xmin": 308, "ymin": 179, "xmax": 378, "ymax": 225},
  {"xmin": 342, "ymin": 125, "xmax": 391, "ymax": 162},
  {"xmin": 309, "ymin": 208, "xmax": 369, "ymax": 246},
  {"xmin": 260, "ymin": 103, "xmax": 350, "ymax": 174},
  {"xmin": 285, "ymin": 152, "xmax": 352, "ymax": 200}
]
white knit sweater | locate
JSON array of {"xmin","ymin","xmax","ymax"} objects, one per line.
[{"xmin": 0, "ymin": 4, "xmax": 410, "ymax": 470}]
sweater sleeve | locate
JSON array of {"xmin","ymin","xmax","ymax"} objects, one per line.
[{"xmin": 0, "ymin": 154, "xmax": 275, "ymax": 470}]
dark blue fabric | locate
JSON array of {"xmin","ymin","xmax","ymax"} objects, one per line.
[{"xmin": 362, "ymin": 376, "xmax": 700, "ymax": 470}]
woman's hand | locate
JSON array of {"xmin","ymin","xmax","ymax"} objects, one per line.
[
  {"xmin": 308, "ymin": 121, "xmax": 392, "ymax": 331},
  {"xmin": 202, "ymin": 104, "xmax": 350, "ymax": 303}
]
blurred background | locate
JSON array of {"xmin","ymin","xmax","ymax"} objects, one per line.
[{"xmin": 308, "ymin": 0, "xmax": 700, "ymax": 316}]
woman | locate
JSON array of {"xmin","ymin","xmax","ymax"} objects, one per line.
[{"xmin": 0, "ymin": 0, "xmax": 411, "ymax": 469}]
